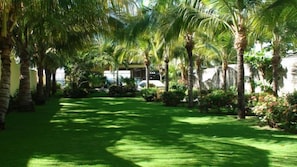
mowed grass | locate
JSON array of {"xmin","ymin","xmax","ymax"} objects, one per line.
[{"xmin": 1, "ymin": 97, "xmax": 297, "ymax": 167}]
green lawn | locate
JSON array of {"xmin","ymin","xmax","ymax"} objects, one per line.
[{"xmin": 1, "ymin": 97, "xmax": 297, "ymax": 167}]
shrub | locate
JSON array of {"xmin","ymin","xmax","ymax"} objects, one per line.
[
  {"xmin": 108, "ymin": 85, "xmax": 136, "ymax": 97},
  {"xmin": 63, "ymin": 86, "xmax": 89, "ymax": 98},
  {"xmin": 170, "ymin": 82, "xmax": 187, "ymax": 92},
  {"xmin": 161, "ymin": 90, "xmax": 185, "ymax": 106},
  {"xmin": 121, "ymin": 78, "xmax": 136, "ymax": 90},
  {"xmin": 252, "ymin": 94, "xmax": 297, "ymax": 133},
  {"xmin": 140, "ymin": 88, "xmax": 157, "ymax": 102},
  {"xmin": 286, "ymin": 91, "xmax": 297, "ymax": 105},
  {"xmin": 199, "ymin": 89, "xmax": 236, "ymax": 113},
  {"xmin": 140, "ymin": 88, "xmax": 164, "ymax": 102},
  {"xmin": 245, "ymin": 93, "xmax": 262, "ymax": 115},
  {"xmin": 108, "ymin": 85, "xmax": 122, "ymax": 97}
]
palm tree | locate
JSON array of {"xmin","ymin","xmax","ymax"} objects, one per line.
[
  {"xmin": 207, "ymin": 31, "xmax": 236, "ymax": 91},
  {"xmin": 30, "ymin": 0, "xmax": 114, "ymax": 103},
  {"xmin": 160, "ymin": 0, "xmax": 208, "ymax": 108},
  {"xmin": 185, "ymin": 32, "xmax": 195, "ymax": 107},
  {"xmin": 253, "ymin": 0, "xmax": 297, "ymax": 96},
  {"xmin": 124, "ymin": 6, "xmax": 156, "ymax": 89},
  {"xmin": 171, "ymin": 44, "xmax": 188, "ymax": 85},
  {"xmin": 43, "ymin": 49, "xmax": 65, "ymax": 96},
  {"xmin": 98, "ymin": 40, "xmax": 128, "ymax": 86},
  {"xmin": 199, "ymin": 0, "xmax": 262, "ymax": 119},
  {"xmin": 0, "ymin": 0, "xmax": 136, "ymax": 129},
  {"xmin": 0, "ymin": 0, "xmax": 18, "ymax": 129},
  {"xmin": 14, "ymin": 28, "xmax": 35, "ymax": 112},
  {"xmin": 12, "ymin": 1, "xmax": 38, "ymax": 111}
]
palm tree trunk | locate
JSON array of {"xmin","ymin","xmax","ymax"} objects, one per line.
[
  {"xmin": 0, "ymin": 39, "xmax": 12, "ymax": 130},
  {"xmin": 52, "ymin": 69, "xmax": 57, "ymax": 95},
  {"xmin": 36, "ymin": 65, "xmax": 46, "ymax": 105},
  {"xmin": 18, "ymin": 50, "xmax": 35, "ymax": 112},
  {"xmin": 180, "ymin": 64, "xmax": 187, "ymax": 85},
  {"xmin": 222, "ymin": 60, "xmax": 228, "ymax": 91},
  {"xmin": 236, "ymin": 49, "xmax": 245, "ymax": 119},
  {"xmin": 165, "ymin": 57, "xmax": 169, "ymax": 92},
  {"xmin": 234, "ymin": 22, "xmax": 247, "ymax": 119},
  {"xmin": 144, "ymin": 50, "xmax": 150, "ymax": 89},
  {"xmin": 185, "ymin": 33, "xmax": 194, "ymax": 108},
  {"xmin": 195, "ymin": 56, "xmax": 203, "ymax": 90},
  {"xmin": 272, "ymin": 34, "xmax": 281, "ymax": 97},
  {"xmin": 158, "ymin": 65, "xmax": 164, "ymax": 82},
  {"xmin": 188, "ymin": 56, "xmax": 194, "ymax": 108},
  {"xmin": 115, "ymin": 64, "xmax": 119, "ymax": 86},
  {"xmin": 249, "ymin": 65, "xmax": 256, "ymax": 93},
  {"xmin": 45, "ymin": 67, "xmax": 52, "ymax": 98}
]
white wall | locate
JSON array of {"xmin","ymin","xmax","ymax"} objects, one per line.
[
  {"xmin": 0, "ymin": 57, "xmax": 37, "ymax": 96},
  {"xmin": 279, "ymin": 55, "xmax": 297, "ymax": 95},
  {"xmin": 104, "ymin": 70, "xmax": 131, "ymax": 83}
]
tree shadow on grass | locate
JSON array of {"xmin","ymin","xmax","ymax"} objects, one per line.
[{"xmin": 1, "ymin": 97, "xmax": 295, "ymax": 166}]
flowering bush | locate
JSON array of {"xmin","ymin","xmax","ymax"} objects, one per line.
[{"xmin": 252, "ymin": 93, "xmax": 297, "ymax": 133}]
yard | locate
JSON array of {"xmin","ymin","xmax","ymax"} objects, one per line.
[{"xmin": 1, "ymin": 97, "xmax": 297, "ymax": 167}]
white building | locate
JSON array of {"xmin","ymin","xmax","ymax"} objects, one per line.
[{"xmin": 197, "ymin": 54, "xmax": 297, "ymax": 96}]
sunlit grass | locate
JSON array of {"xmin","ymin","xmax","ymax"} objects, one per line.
[{"xmin": 1, "ymin": 96, "xmax": 297, "ymax": 167}]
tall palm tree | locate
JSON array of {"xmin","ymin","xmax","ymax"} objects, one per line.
[
  {"xmin": 207, "ymin": 31, "xmax": 236, "ymax": 91},
  {"xmin": 14, "ymin": 26, "xmax": 35, "ymax": 111},
  {"xmin": 124, "ymin": 6, "xmax": 156, "ymax": 89},
  {"xmin": 170, "ymin": 42, "xmax": 189, "ymax": 85},
  {"xmin": 0, "ymin": 0, "xmax": 18, "ymax": 129},
  {"xmin": 98, "ymin": 40, "xmax": 129, "ymax": 86},
  {"xmin": 13, "ymin": 1, "xmax": 38, "ymax": 111},
  {"xmin": 160, "ymin": 0, "xmax": 208, "ymax": 108},
  {"xmin": 199, "ymin": 0, "xmax": 262, "ymax": 119},
  {"xmin": 30, "ymin": 0, "xmax": 114, "ymax": 103},
  {"xmin": 253, "ymin": 0, "xmax": 297, "ymax": 96},
  {"xmin": 0, "ymin": 0, "xmax": 136, "ymax": 130}
]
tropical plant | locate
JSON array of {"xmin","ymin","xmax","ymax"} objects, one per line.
[
  {"xmin": 208, "ymin": 31, "xmax": 237, "ymax": 91},
  {"xmin": 0, "ymin": 0, "xmax": 138, "ymax": 130},
  {"xmin": 161, "ymin": 90, "xmax": 185, "ymax": 106},
  {"xmin": 286, "ymin": 91, "xmax": 297, "ymax": 106},
  {"xmin": 160, "ymin": 0, "xmax": 209, "ymax": 108},
  {"xmin": 252, "ymin": 0, "xmax": 297, "ymax": 96},
  {"xmin": 199, "ymin": 89, "xmax": 237, "ymax": 113},
  {"xmin": 140, "ymin": 88, "xmax": 158, "ymax": 102},
  {"xmin": 198, "ymin": 0, "xmax": 264, "ymax": 119},
  {"xmin": 252, "ymin": 93, "xmax": 297, "ymax": 132},
  {"xmin": 0, "ymin": 0, "xmax": 19, "ymax": 129}
]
